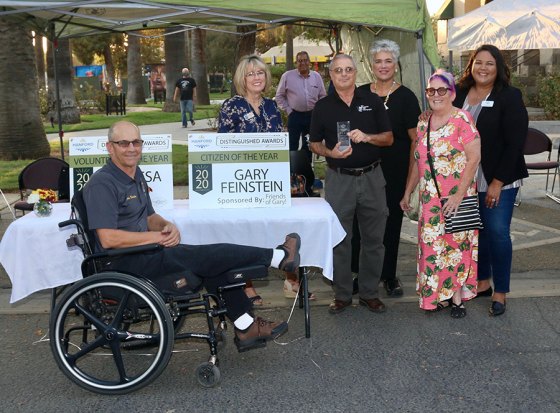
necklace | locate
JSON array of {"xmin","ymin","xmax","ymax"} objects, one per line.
[{"xmin": 374, "ymin": 80, "xmax": 396, "ymax": 110}]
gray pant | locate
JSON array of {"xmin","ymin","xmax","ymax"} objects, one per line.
[{"xmin": 325, "ymin": 166, "xmax": 389, "ymax": 301}]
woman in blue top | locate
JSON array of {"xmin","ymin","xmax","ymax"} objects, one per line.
[
  {"xmin": 217, "ymin": 55, "xmax": 284, "ymax": 306},
  {"xmin": 218, "ymin": 55, "xmax": 282, "ymax": 133}
]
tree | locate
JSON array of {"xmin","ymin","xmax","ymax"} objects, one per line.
[
  {"xmin": 190, "ymin": 28, "xmax": 210, "ymax": 105},
  {"xmin": 126, "ymin": 34, "xmax": 146, "ymax": 104},
  {"xmin": 285, "ymin": 25, "xmax": 294, "ymax": 71},
  {"xmin": 46, "ymin": 38, "xmax": 80, "ymax": 124},
  {"xmin": 232, "ymin": 25, "xmax": 256, "ymax": 96},
  {"xmin": 0, "ymin": 19, "xmax": 50, "ymax": 160},
  {"xmin": 162, "ymin": 27, "xmax": 185, "ymax": 112}
]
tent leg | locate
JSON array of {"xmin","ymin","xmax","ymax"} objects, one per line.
[
  {"xmin": 50, "ymin": 26, "xmax": 65, "ymax": 161},
  {"xmin": 416, "ymin": 31, "xmax": 428, "ymax": 111}
]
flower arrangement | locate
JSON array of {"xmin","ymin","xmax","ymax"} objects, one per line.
[{"xmin": 28, "ymin": 189, "xmax": 57, "ymax": 217}]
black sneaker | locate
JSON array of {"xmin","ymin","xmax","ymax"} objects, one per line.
[
  {"xmin": 383, "ymin": 278, "xmax": 403, "ymax": 297},
  {"xmin": 191, "ymin": 120, "xmax": 196, "ymax": 126}
]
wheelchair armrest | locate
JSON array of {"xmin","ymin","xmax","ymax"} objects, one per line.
[{"xmin": 88, "ymin": 243, "xmax": 163, "ymax": 260}]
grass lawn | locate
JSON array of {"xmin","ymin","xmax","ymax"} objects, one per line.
[{"xmin": 44, "ymin": 104, "xmax": 220, "ymax": 134}]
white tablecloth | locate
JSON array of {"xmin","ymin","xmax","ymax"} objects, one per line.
[{"xmin": 0, "ymin": 199, "xmax": 345, "ymax": 303}]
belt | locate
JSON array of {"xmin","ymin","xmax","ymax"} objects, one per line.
[
  {"xmin": 328, "ymin": 160, "xmax": 380, "ymax": 176},
  {"xmin": 291, "ymin": 109, "xmax": 312, "ymax": 114}
]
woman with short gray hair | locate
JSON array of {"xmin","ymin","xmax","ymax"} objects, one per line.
[{"xmin": 353, "ymin": 39, "xmax": 421, "ymax": 297}]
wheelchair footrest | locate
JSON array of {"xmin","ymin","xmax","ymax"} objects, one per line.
[{"xmin": 169, "ymin": 292, "xmax": 201, "ymax": 302}]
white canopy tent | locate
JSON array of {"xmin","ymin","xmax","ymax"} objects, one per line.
[
  {"xmin": 448, "ymin": 0, "xmax": 560, "ymax": 51},
  {"xmin": 260, "ymin": 35, "xmax": 333, "ymax": 64}
]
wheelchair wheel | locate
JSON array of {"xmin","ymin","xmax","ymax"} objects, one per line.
[
  {"xmin": 50, "ymin": 272, "xmax": 174, "ymax": 395},
  {"xmin": 195, "ymin": 362, "xmax": 221, "ymax": 388}
]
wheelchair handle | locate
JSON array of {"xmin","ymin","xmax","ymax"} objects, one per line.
[{"xmin": 58, "ymin": 219, "xmax": 81, "ymax": 229}]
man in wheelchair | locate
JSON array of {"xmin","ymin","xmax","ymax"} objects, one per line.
[{"xmin": 82, "ymin": 121, "xmax": 300, "ymax": 352}]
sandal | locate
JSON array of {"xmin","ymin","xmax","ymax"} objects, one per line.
[
  {"xmin": 248, "ymin": 294, "xmax": 263, "ymax": 306},
  {"xmin": 450, "ymin": 302, "xmax": 467, "ymax": 318},
  {"xmin": 429, "ymin": 298, "xmax": 452, "ymax": 312},
  {"xmin": 283, "ymin": 279, "xmax": 316, "ymax": 300}
]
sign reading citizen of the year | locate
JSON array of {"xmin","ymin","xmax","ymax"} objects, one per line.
[{"xmin": 188, "ymin": 132, "xmax": 290, "ymax": 209}]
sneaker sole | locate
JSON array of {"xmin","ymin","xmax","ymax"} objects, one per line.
[{"xmin": 281, "ymin": 233, "xmax": 301, "ymax": 272}]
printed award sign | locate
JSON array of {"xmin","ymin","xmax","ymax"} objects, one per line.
[
  {"xmin": 188, "ymin": 132, "xmax": 290, "ymax": 209},
  {"xmin": 68, "ymin": 135, "xmax": 174, "ymax": 210}
]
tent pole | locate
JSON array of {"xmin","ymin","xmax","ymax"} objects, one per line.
[
  {"xmin": 50, "ymin": 25, "xmax": 64, "ymax": 161},
  {"xmin": 416, "ymin": 30, "xmax": 428, "ymax": 111}
]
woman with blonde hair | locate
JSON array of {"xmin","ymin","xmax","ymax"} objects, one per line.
[{"xmin": 218, "ymin": 55, "xmax": 314, "ymax": 305}]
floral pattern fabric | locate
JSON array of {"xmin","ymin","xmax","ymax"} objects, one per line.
[
  {"xmin": 217, "ymin": 95, "xmax": 282, "ymax": 133},
  {"xmin": 415, "ymin": 110, "xmax": 480, "ymax": 310}
]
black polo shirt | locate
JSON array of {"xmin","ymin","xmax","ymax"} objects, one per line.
[
  {"xmin": 309, "ymin": 87, "xmax": 391, "ymax": 168},
  {"xmin": 83, "ymin": 159, "xmax": 155, "ymax": 252}
]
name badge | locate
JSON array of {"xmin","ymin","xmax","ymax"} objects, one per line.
[
  {"xmin": 244, "ymin": 112, "xmax": 255, "ymax": 120},
  {"xmin": 481, "ymin": 100, "xmax": 494, "ymax": 107}
]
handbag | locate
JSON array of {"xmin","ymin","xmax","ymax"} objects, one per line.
[{"xmin": 426, "ymin": 117, "xmax": 483, "ymax": 234}]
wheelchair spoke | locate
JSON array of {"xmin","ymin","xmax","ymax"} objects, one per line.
[
  {"xmin": 74, "ymin": 299, "xmax": 112, "ymax": 332},
  {"xmin": 110, "ymin": 290, "xmax": 132, "ymax": 328},
  {"xmin": 66, "ymin": 334, "xmax": 107, "ymax": 364},
  {"xmin": 109, "ymin": 340, "xmax": 129, "ymax": 383}
]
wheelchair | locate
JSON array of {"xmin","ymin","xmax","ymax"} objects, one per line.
[{"xmin": 49, "ymin": 191, "xmax": 267, "ymax": 394}]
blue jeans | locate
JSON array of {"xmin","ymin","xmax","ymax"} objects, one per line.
[
  {"xmin": 180, "ymin": 99, "xmax": 194, "ymax": 126},
  {"xmin": 477, "ymin": 187, "xmax": 518, "ymax": 293}
]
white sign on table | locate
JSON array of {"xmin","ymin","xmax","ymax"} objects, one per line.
[
  {"xmin": 68, "ymin": 135, "xmax": 174, "ymax": 209},
  {"xmin": 188, "ymin": 132, "xmax": 291, "ymax": 209}
]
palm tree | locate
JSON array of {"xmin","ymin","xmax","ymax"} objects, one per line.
[
  {"xmin": 46, "ymin": 38, "xmax": 80, "ymax": 124},
  {"xmin": 162, "ymin": 27, "xmax": 185, "ymax": 112},
  {"xmin": 0, "ymin": 19, "xmax": 50, "ymax": 160},
  {"xmin": 126, "ymin": 34, "xmax": 146, "ymax": 104},
  {"xmin": 191, "ymin": 28, "xmax": 209, "ymax": 105}
]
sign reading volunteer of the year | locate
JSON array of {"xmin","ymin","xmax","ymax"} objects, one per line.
[
  {"xmin": 68, "ymin": 135, "xmax": 174, "ymax": 210},
  {"xmin": 188, "ymin": 132, "xmax": 290, "ymax": 209}
]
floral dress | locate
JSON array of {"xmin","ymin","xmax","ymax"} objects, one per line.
[
  {"xmin": 415, "ymin": 110, "xmax": 480, "ymax": 310},
  {"xmin": 217, "ymin": 95, "xmax": 282, "ymax": 133}
]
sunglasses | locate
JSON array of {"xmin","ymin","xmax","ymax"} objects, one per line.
[
  {"xmin": 110, "ymin": 139, "xmax": 144, "ymax": 148},
  {"xmin": 425, "ymin": 87, "xmax": 451, "ymax": 96}
]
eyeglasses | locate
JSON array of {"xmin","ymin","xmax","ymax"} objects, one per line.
[
  {"xmin": 330, "ymin": 67, "xmax": 356, "ymax": 74},
  {"xmin": 245, "ymin": 70, "xmax": 265, "ymax": 78},
  {"xmin": 110, "ymin": 139, "xmax": 144, "ymax": 148},
  {"xmin": 425, "ymin": 87, "xmax": 451, "ymax": 96}
]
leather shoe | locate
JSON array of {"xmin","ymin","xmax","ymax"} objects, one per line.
[
  {"xmin": 489, "ymin": 301, "xmax": 506, "ymax": 316},
  {"xmin": 359, "ymin": 297, "xmax": 387, "ymax": 313},
  {"xmin": 277, "ymin": 233, "xmax": 301, "ymax": 272},
  {"xmin": 328, "ymin": 299, "xmax": 352, "ymax": 314},
  {"xmin": 234, "ymin": 317, "xmax": 288, "ymax": 352}
]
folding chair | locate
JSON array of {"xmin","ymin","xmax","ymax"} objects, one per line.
[
  {"xmin": 13, "ymin": 157, "xmax": 69, "ymax": 215},
  {"xmin": 523, "ymin": 128, "xmax": 560, "ymax": 204}
]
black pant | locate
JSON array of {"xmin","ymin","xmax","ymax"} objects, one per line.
[
  {"xmin": 288, "ymin": 111, "xmax": 312, "ymax": 160},
  {"xmin": 108, "ymin": 243, "xmax": 273, "ymax": 321}
]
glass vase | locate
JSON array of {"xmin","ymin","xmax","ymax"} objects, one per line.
[{"xmin": 33, "ymin": 200, "xmax": 53, "ymax": 217}]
